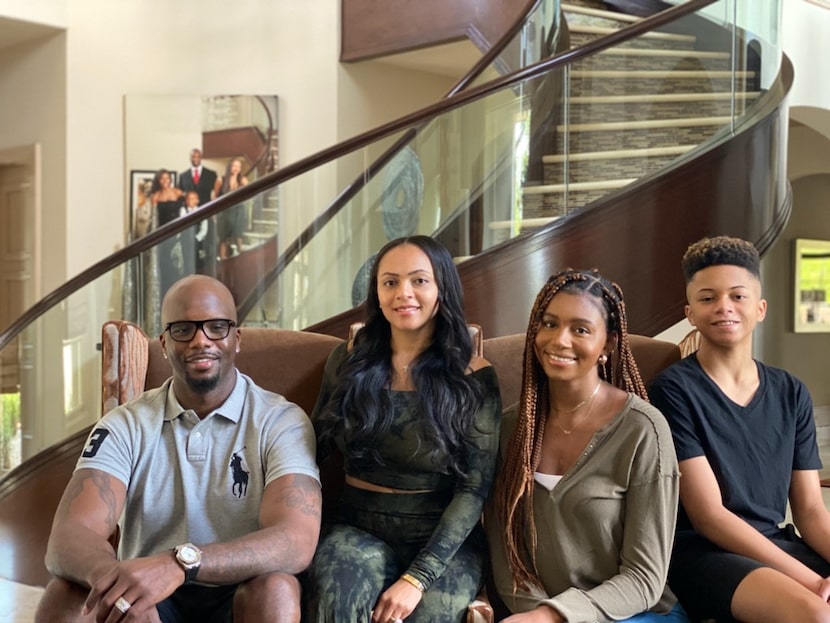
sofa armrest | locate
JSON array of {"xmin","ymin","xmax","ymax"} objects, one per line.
[{"xmin": 101, "ymin": 320, "xmax": 150, "ymax": 415}]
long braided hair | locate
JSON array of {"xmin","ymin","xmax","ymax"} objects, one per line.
[{"xmin": 493, "ymin": 268, "xmax": 648, "ymax": 592}]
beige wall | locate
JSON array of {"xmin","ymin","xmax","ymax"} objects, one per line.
[
  {"xmin": 0, "ymin": 33, "xmax": 66, "ymax": 296},
  {"xmin": 761, "ymin": 172, "xmax": 830, "ymax": 406},
  {"xmin": 62, "ymin": 1, "xmax": 343, "ymax": 284},
  {"xmin": 757, "ymin": 117, "xmax": 830, "ymax": 407},
  {"xmin": 773, "ymin": 0, "xmax": 830, "ymax": 405},
  {"xmin": 0, "ymin": 1, "xmax": 474, "ymax": 310},
  {"xmin": 783, "ymin": 0, "xmax": 830, "ymax": 109}
]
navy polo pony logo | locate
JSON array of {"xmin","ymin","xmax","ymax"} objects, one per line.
[{"xmin": 229, "ymin": 447, "xmax": 250, "ymax": 498}]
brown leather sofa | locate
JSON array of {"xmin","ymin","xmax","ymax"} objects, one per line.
[
  {"xmin": 0, "ymin": 321, "xmax": 680, "ymax": 620},
  {"xmin": 100, "ymin": 320, "xmax": 680, "ymax": 622}
]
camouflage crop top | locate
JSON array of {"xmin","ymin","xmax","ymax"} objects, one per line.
[{"xmin": 312, "ymin": 341, "xmax": 502, "ymax": 587}]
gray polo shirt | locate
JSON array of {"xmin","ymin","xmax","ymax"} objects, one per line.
[{"xmin": 76, "ymin": 370, "xmax": 319, "ymax": 561}]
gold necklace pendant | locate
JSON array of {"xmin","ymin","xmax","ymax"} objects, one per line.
[
  {"xmin": 393, "ymin": 357, "xmax": 415, "ymax": 375},
  {"xmin": 552, "ymin": 381, "xmax": 602, "ymax": 434}
]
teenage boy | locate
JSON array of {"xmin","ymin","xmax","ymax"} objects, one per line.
[{"xmin": 650, "ymin": 236, "xmax": 830, "ymax": 623}]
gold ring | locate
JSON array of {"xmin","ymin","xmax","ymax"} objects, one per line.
[{"xmin": 115, "ymin": 596, "xmax": 132, "ymax": 613}]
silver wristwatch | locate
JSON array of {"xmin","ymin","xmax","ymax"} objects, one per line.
[{"xmin": 173, "ymin": 542, "xmax": 202, "ymax": 583}]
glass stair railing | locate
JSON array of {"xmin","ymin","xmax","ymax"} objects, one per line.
[
  {"xmin": 0, "ymin": 0, "xmax": 559, "ymax": 474},
  {"xmin": 0, "ymin": 0, "xmax": 785, "ymax": 475}
]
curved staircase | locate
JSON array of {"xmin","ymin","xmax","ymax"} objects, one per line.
[{"xmin": 512, "ymin": 0, "xmax": 760, "ymax": 234}]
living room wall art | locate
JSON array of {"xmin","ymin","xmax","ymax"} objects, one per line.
[
  {"xmin": 793, "ymin": 238, "xmax": 830, "ymax": 332},
  {"xmin": 124, "ymin": 94, "xmax": 279, "ymax": 243}
]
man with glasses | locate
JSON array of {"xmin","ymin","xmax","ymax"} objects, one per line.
[{"xmin": 36, "ymin": 275, "xmax": 321, "ymax": 623}]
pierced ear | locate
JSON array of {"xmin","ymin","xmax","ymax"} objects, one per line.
[
  {"xmin": 235, "ymin": 346, "xmax": 240, "ymax": 353},
  {"xmin": 602, "ymin": 334, "xmax": 618, "ymax": 362}
]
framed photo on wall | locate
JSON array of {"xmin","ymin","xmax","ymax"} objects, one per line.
[
  {"xmin": 129, "ymin": 169, "xmax": 176, "ymax": 241},
  {"xmin": 793, "ymin": 238, "xmax": 830, "ymax": 332}
]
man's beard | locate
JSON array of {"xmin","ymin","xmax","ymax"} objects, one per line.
[{"xmin": 186, "ymin": 372, "xmax": 220, "ymax": 393}]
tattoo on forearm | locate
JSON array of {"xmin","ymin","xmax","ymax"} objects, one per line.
[
  {"xmin": 278, "ymin": 475, "xmax": 322, "ymax": 519},
  {"xmin": 90, "ymin": 471, "xmax": 118, "ymax": 528},
  {"xmin": 59, "ymin": 470, "xmax": 119, "ymax": 535}
]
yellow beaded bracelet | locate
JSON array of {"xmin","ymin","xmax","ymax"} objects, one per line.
[{"xmin": 400, "ymin": 573, "xmax": 425, "ymax": 593}]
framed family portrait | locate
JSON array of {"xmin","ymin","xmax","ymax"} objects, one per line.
[
  {"xmin": 124, "ymin": 94, "xmax": 279, "ymax": 249},
  {"xmin": 793, "ymin": 238, "xmax": 830, "ymax": 332},
  {"xmin": 129, "ymin": 169, "xmax": 176, "ymax": 241}
]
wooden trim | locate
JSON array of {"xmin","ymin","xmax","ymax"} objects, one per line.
[
  {"xmin": 202, "ymin": 126, "xmax": 268, "ymax": 164},
  {"xmin": 341, "ymin": 0, "xmax": 527, "ymax": 62}
]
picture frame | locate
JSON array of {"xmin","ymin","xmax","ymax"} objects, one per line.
[
  {"xmin": 793, "ymin": 238, "xmax": 830, "ymax": 332},
  {"xmin": 128, "ymin": 169, "xmax": 176, "ymax": 241}
]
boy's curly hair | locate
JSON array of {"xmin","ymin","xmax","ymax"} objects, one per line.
[{"xmin": 682, "ymin": 236, "xmax": 760, "ymax": 283}]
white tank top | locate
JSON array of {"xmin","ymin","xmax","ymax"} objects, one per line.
[{"xmin": 534, "ymin": 472, "xmax": 563, "ymax": 491}]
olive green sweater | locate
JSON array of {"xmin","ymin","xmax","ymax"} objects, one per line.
[{"xmin": 487, "ymin": 395, "xmax": 679, "ymax": 623}]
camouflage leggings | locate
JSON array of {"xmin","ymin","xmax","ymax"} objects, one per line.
[{"xmin": 305, "ymin": 485, "xmax": 486, "ymax": 623}]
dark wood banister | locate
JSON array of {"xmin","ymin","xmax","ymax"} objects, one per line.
[
  {"xmin": 237, "ymin": 0, "xmax": 712, "ymax": 320},
  {"xmin": 0, "ymin": 0, "xmax": 717, "ymax": 353},
  {"xmin": 235, "ymin": 0, "xmax": 541, "ymax": 319}
]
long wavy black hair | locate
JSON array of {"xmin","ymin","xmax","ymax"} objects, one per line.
[{"xmin": 316, "ymin": 235, "xmax": 484, "ymax": 477}]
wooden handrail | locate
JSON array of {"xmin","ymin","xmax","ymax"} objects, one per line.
[
  {"xmin": 236, "ymin": 0, "xmax": 543, "ymax": 319},
  {"xmin": 306, "ymin": 53, "xmax": 795, "ymax": 340},
  {"xmin": 341, "ymin": 0, "xmax": 532, "ymax": 62},
  {"xmin": 237, "ymin": 0, "xmax": 717, "ymax": 319},
  {"xmin": 0, "ymin": 0, "xmax": 717, "ymax": 352}
]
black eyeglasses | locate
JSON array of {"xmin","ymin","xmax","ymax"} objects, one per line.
[{"xmin": 164, "ymin": 319, "xmax": 236, "ymax": 342}]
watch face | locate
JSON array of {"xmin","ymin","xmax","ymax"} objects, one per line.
[{"xmin": 179, "ymin": 545, "xmax": 200, "ymax": 565}]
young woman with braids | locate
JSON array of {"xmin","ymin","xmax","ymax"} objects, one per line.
[
  {"xmin": 486, "ymin": 269, "xmax": 688, "ymax": 623},
  {"xmin": 306, "ymin": 236, "xmax": 502, "ymax": 623}
]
